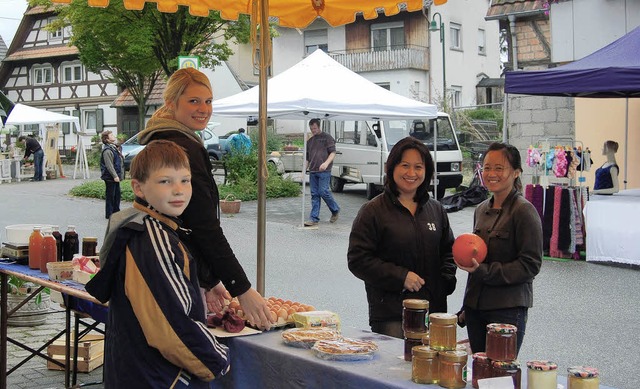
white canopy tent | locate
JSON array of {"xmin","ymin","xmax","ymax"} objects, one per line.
[
  {"xmin": 6, "ymin": 103, "xmax": 89, "ymax": 179},
  {"xmin": 213, "ymin": 50, "xmax": 439, "ymax": 225},
  {"xmin": 213, "ymin": 50, "xmax": 437, "ymax": 120}
]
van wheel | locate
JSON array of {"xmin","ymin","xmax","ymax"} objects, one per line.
[
  {"xmin": 366, "ymin": 183, "xmax": 382, "ymax": 200},
  {"xmin": 330, "ymin": 177, "xmax": 345, "ymax": 192}
]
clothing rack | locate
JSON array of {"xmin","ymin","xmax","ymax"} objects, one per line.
[{"xmin": 526, "ymin": 137, "xmax": 589, "ymax": 188}]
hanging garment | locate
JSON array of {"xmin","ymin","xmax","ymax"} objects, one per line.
[{"xmin": 543, "ymin": 186, "xmax": 556, "ymax": 253}]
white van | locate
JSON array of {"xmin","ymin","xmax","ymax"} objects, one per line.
[{"xmin": 325, "ymin": 113, "xmax": 463, "ymax": 199}]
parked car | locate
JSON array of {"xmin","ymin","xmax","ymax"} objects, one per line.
[{"xmin": 121, "ymin": 123, "xmax": 222, "ymax": 171}]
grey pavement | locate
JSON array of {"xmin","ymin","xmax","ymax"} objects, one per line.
[{"xmin": 0, "ymin": 166, "xmax": 637, "ymax": 388}]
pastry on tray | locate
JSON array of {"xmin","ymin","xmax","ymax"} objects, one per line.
[
  {"xmin": 281, "ymin": 327, "xmax": 340, "ymax": 348},
  {"xmin": 312, "ymin": 338, "xmax": 378, "ymax": 361}
]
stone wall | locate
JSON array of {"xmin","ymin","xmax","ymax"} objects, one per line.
[{"xmin": 507, "ymin": 94, "xmax": 575, "ymax": 181}]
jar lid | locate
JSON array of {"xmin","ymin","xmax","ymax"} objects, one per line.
[
  {"xmin": 429, "ymin": 312, "xmax": 457, "ymax": 325},
  {"xmin": 83, "ymin": 237, "xmax": 98, "ymax": 242},
  {"xmin": 486, "ymin": 323, "xmax": 517, "ymax": 334},
  {"xmin": 527, "ymin": 360, "xmax": 558, "ymax": 371},
  {"xmin": 403, "ymin": 299, "xmax": 429, "ymax": 309},
  {"xmin": 492, "ymin": 360, "xmax": 521, "ymax": 369},
  {"xmin": 438, "ymin": 350, "xmax": 467, "ymax": 362},
  {"xmin": 405, "ymin": 330, "xmax": 427, "ymax": 340},
  {"xmin": 567, "ymin": 366, "xmax": 599, "ymax": 378},
  {"xmin": 421, "ymin": 334, "xmax": 430, "ymax": 345},
  {"xmin": 472, "ymin": 352, "xmax": 488, "ymax": 361},
  {"xmin": 412, "ymin": 345, "xmax": 437, "ymax": 358}
]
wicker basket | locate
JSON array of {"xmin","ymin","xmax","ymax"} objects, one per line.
[{"xmin": 220, "ymin": 194, "xmax": 241, "ymax": 214}]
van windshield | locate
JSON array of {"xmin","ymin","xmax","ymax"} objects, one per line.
[{"xmin": 383, "ymin": 117, "xmax": 459, "ymax": 151}]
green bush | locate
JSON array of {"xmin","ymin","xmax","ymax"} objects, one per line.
[{"xmin": 69, "ymin": 180, "xmax": 135, "ymax": 202}]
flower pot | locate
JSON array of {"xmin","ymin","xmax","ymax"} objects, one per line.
[
  {"xmin": 220, "ymin": 199, "xmax": 241, "ymax": 214},
  {"xmin": 6, "ymin": 293, "xmax": 51, "ymax": 326}
]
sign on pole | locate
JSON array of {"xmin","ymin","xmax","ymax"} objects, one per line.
[{"xmin": 179, "ymin": 56, "xmax": 200, "ymax": 70}]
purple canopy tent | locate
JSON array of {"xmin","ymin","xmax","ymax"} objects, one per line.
[{"xmin": 505, "ymin": 26, "xmax": 640, "ymax": 187}]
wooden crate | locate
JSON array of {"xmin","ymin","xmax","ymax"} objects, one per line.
[{"xmin": 47, "ymin": 333, "xmax": 104, "ymax": 372}]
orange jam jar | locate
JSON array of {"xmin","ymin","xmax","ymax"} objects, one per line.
[
  {"xmin": 526, "ymin": 360, "xmax": 558, "ymax": 389},
  {"xmin": 567, "ymin": 366, "xmax": 599, "ymax": 389},
  {"xmin": 471, "ymin": 352, "xmax": 490, "ymax": 388},
  {"xmin": 412, "ymin": 345, "xmax": 439, "ymax": 384},
  {"xmin": 429, "ymin": 313, "xmax": 457, "ymax": 351},
  {"xmin": 491, "ymin": 360, "xmax": 521, "ymax": 389},
  {"xmin": 438, "ymin": 350, "xmax": 467, "ymax": 388},
  {"xmin": 403, "ymin": 299, "xmax": 429, "ymax": 333},
  {"xmin": 485, "ymin": 323, "xmax": 517, "ymax": 361}
]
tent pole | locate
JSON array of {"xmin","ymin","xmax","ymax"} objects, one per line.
[
  {"xmin": 255, "ymin": 0, "xmax": 269, "ymax": 296},
  {"xmin": 301, "ymin": 127, "xmax": 307, "ymax": 227},
  {"xmin": 502, "ymin": 96, "xmax": 508, "ymax": 142},
  {"xmin": 624, "ymin": 98, "xmax": 628, "ymax": 190}
]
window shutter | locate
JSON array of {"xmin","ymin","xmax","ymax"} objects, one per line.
[
  {"xmin": 96, "ymin": 109, "xmax": 104, "ymax": 132},
  {"xmin": 62, "ymin": 110, "xmax": 70, "ymax": 134},
  {"xmin": 73, "ymin": 110, "xmax": 80, "ymax": 133}
]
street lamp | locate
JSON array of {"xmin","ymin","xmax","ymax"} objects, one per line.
[{"xmin": 429, "ymin": 11, "xmax": 446, "ymax": 97}]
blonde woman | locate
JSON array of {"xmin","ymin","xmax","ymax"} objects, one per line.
[{"xmin": 137, "ymin": 68, "xmax": 274, "ymax": 330}]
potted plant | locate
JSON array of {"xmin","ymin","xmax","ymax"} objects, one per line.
[{"xmin": 5, "ymin": 275, "xmax": 51, "ymax": 326}]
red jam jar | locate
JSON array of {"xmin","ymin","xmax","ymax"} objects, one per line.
[
  {"xmin": 567, "ymin": 366, "xmax": 599, "ymax": 389},
  {"xmin": 485, "ymin": 323, "xmax": 517, "ymax": 361},
  {"xmin": 403, "ymin": 299, "xmax": 429, "ymax": 333},
  {"xmin": 471, "ymin": 352, "xmax": 490, "ymax": 388},
  {"xmin": 404, "ymin": 331, "xmax": 427, "ymax": 361},
  {"xmin": 491, "ymin": 360, "xmax": 521, "ymax": 389}
]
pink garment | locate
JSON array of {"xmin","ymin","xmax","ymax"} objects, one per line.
[
  {"xmin": 549, "ymin": 186, "xmax": 563, "ymax": 258},
  {"xmin": 553, "ymin": 148, "xmax": 568, "ymax": 178}
]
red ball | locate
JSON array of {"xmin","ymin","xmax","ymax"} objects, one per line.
[{"xmin": 452, "ymin": 233, "xmax": 487, "ymax": 267}]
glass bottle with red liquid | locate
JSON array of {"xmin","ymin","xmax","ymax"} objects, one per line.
[
  {"xmin": 63, "ymin": 225, "xmax": 79, "ymax": 261},
  {"xmin": 28, "ymin": 226, "xmax": 43, "ymax": 270},
  {"xmin": 51, "ymin": 225, "xmax": 63, "ymax": 261},
  {"xmin": 40, "ymin": 229, "xmax": 57, "ymax": 273}
]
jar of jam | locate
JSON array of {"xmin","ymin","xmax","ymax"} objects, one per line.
[
  {"xmin": 491, "ymin": 360, "xmax": 521, "ymax": 389},
  {"xmin": 405, "ymin": 331, "xmax": 427, "ymax": 361},
  {"xmin": 412, "ymin": 345, "xmax": 439, "ymax": 384},
  {"xmin": 429, "ymin": 313, "xmax": 457, "ymax": 351},
  {"xmin": 403, "ymin": 299, "xmax": 429, "ymax": 333},
  {"xmin": 485, "ymin": 323, "xmax": 517, "ymax": 361},
  {"xmin": 567, "ymin": 366, "xmax": 599, "ymax": 389},
  {"xmin": 527, "ymin": 360, "xmax": 558, "ymax": 389},
  {"xmin": 471, "ymin": 352, "xmax": 490, "ymax": 389},
  {"xmin": 82, "ymin": 237, "xmax": 98, "ymax": 257},
  {"xmin": 438, "ymin": 350, "xmax": 467, "ymax": 388}
]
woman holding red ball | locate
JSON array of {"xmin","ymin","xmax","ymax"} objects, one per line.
[{"xmin": 455, "ymin": 142, "xmax": 542, "ymax": 356}]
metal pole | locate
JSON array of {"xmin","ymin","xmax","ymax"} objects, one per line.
[{"xmin": 256, "ymin": 0, "xmax": 269, "ymax": 296}]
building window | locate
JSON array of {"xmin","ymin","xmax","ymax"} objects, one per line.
[
  {"xmin": 376, "ymin": 82, "xmax": 391, "ymax": 91},
  {"xmin": 48, "ymin": 17, "xmax": 63, "ymax": 41},
  {"xmin": 371, "ymin": 21, "xmax": 404, "ymax": 52},
  {"xmin": 478, "ymin": 28, "xmax": 486, "ymax": 55},
  {"xmin": 304, "ymin": 29, "xmax": 328, "ymax": 55},
  {"xmin": 450, "ymin": 23, "xmax": 461, "ymax": 50},
  {"xmin": 62, "ymin": 63, "xmax": 83, "ymax": 83},
  {"xmin": 450, "ymin": 85, "xmax": 462, "ymax": 108},
  {"xmin": 33, "ymin": 66, "xmax": 53, "ymax": 85}
]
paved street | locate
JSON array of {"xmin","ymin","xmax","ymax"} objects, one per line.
[{"xmin": 0, "ymin": 166, "xmax": 637, "ymax": 388}]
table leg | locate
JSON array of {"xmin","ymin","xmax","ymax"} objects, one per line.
[
  {"xmin": 65, "ymin": 304, "xmax": 71, "ymax": 388},
  {"xmin": 73, "ymin": 312, "xmax": 80, "ymax": 385},
  {"xmin": 1, "ymin": 273, "xmax": 8, "ymax": 389}
]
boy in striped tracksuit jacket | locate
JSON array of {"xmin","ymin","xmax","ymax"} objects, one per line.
[{"xmin": 86, "ymin": 140, "xmax": 230, "ymax": 388}]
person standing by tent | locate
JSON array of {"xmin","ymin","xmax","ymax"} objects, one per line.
[
  {"xmin": 225, "ymin": 128, "xmax": 252, "ymax": 155},
  {"xmin": 18, "ymin": 135, "xmax": 44, "ymax": 181},
  {"xmin": 304, "ymin": 118, "xmax": 340, "ymax": 227},
  {"xmin": 100, "ymin": 130, "xmax": 124, "ymax": 219},
  {"xmin": 135, "ymin": 67, "xmax": 274, "ymax": 330}
]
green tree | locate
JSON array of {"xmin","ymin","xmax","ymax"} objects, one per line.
[{"xmin": 32, "ymin": 0, "xmax": 250, "ymax": 127}]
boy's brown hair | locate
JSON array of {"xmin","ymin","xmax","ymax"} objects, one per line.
[{"xmin": 130, "ymin": 140, "xmax": 190, "ymax": 183}]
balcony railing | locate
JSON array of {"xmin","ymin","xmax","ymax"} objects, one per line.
[{"xmin": 328, "ymin": 45, "xmax": 429, "ymax": 73}]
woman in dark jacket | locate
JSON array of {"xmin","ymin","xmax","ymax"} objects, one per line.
[
  {"xmin": 348, "ymin": 136, "xmax": 457, "ymax": 339},
  {"xmin": 136, "ymin": 68, "xmax": 273, "ymax": 330},
  {"xmin": 456, "ymin": 142, "xmax": 542, "ymax": 355}
]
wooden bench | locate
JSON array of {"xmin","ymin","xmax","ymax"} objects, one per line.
[{"xmin": 211, "ymin": 159, "xmax": 227, "ymax": 184}]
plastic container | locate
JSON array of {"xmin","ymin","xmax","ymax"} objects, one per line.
[
  {"xmin": 485, "ymin": 323, "xmax": 517, "ymax": 361},
  {"xmin": 403, "ymin": 299, "xmax": 429, "ymax": 333},
  {"xmin": 40, "ymin": 229, "xmax": 57, "ymax": 273},
  {"xmin": 567, "ymin": 366, "xmax": 599, "ymax": 389},
  {"xmin": 46, "ymin": 261, "xmax": 75, "ymax": 280},
  {"xmin": 471, "ymin": 352, "xmax": 490, "ymax": 388},
  {"xmin": 63, "ymin": 225, "xmax": 79, "ymax": 261},
  {"xmin": 404, "ymin": 331, "xmax": 427, "ymax": 361},
  {"xmin": 429, "ymin": 313, "xmax": 457, "ymax": 351},
  {"xmin": 28, "ymin": 226, "xmax": 43, "ymax": 270},
  {"xmin": 438, "ymin": 350, "xmax": 467, "ymax": 388},
  {"xmin": 491, "ymin": 360, "xmax": 521, "ymax": 389},
  {"xmin": 412, "ymin": 346, "xmax": 439, "ymax": 384},
  {"xmin": 527, "ymin": 360, "xmax": 558, "ymax": 389}
]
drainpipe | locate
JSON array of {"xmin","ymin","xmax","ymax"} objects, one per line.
[{"xmin": 508, "ymin": 15, "xmax": 518, "ymax": 70}]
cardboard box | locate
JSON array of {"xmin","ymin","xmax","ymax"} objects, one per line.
[{"xmin": 46, "ymin": 333, "xmax": 104, "ymax": 373}]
